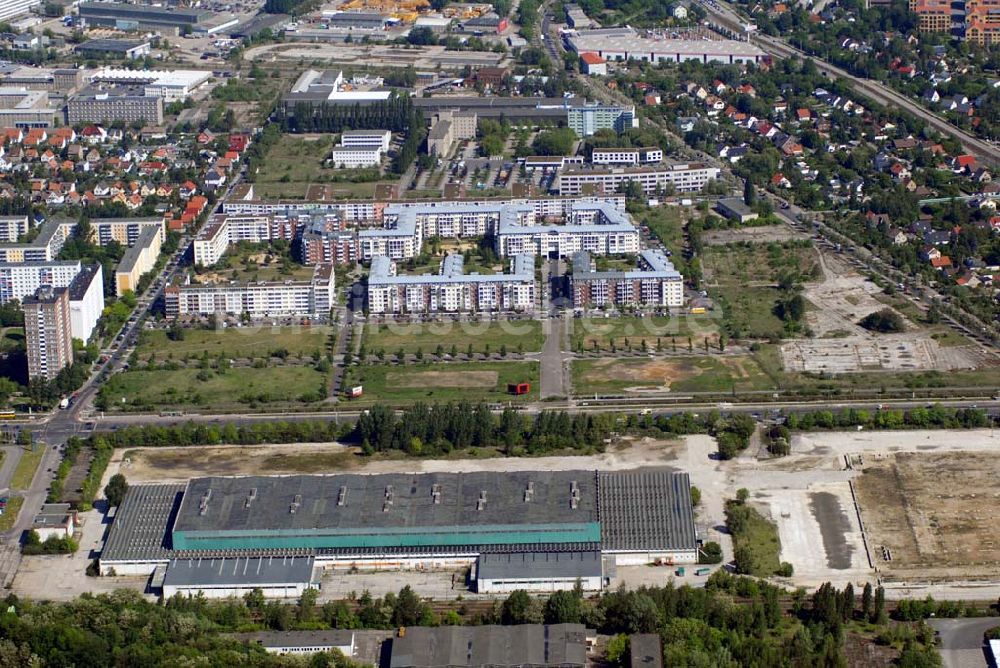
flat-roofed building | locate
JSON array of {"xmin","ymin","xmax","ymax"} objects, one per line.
[
  {"xmin": 0, "ymin": 87, "xmax": 58, "ymax": 128},
  {"xmin": 0, "ymin": 0, "xmax": 41, "ymax": 22},
  {"xmin": 567, "ymin": 30, "xmax": 768, "ymax": 64},
  {"xmin": 329, "ymin": 145, "xmax": 382, "ymax": 168},
  {"xmin": 89, "ymin": 67, "xmax": 211, "ymax": 102},
  {"xmin": 115, "ymin": 226, "xmax": 161, "ymax": 296},
  {"xmin": 234, "ymin": 631, "xmax": 355, "ymax": 657},
  {"xmin": 24, "ymin": 285, "xmax": 73, "ymax": 381},
  {"xmin": 571, "ymin": 248, "xmax": 684, "ymax": 308},
  {"xmin": 366, "ymin": 253, "xmax": 535, "ymax": 314},
  {"xmin": 89, "ymin": 217, "xmax": 165, "ymax": 247},
  {"xmin": 75, "ymin": 39, "xmax": 151, "ymax": 59},
  {"xmin": 164, "ymin": 263, "xmax": 336, "ymax": 318},
  {"xmin": 495, "ymin": 201, "xmax": 640, "ymax": 257},
  {"xmin": 0, "ymin": 218, "xmax": 75, "ymax": 263},
  {"xmin": 0, "ymin": 215, "xmax": 29, "ymax": 243},
  {"xmin": 475, "ymin": 551, "xmax": 603, "ymax": 593},
  {"xmin": 592, "ymin": 147, "xmax": 663, "ymax": 165},
  {"xmin": 0, "ymin": 260, "xmax": 81, "ymax": 304},
  {"xmin": 715, "ymin": 197, "xmax": 759, "ymax": 223},
  {"xmin": 389, "ymin": 624, "xmax": 594, "ymax": 668},
  {"xmin": 31, "ymin": 503, "xmax": 76, "ymax": 541},
  {"xmin": 162, "ymin": 556, "xmax": 319, "ymax": 599},
  {"xmin": 340, "ymin": 129, "xmax": 391, "ymax": 151},
  {"xmin": 556, "ymin": 163, "xmax": 721, "ymax": 195},
  {"xmin": 567, "ymin": 104, "xmax": 637, "ymax": 136},
  {"xmin": 67, "ymin": 88, "xmax": 163, "ymax": 125},
  {"xmin": 78, "ymin": 2, "xmax": 210, "ymax": 33},
  {"xmin": 68, "ymin": 263, "xmax": 104, "ymax": 342},
  {"xmin": 2, "ymin": 66, "xmax": 83, "ymax": 94}
]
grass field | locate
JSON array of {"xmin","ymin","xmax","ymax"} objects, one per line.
[
  {"xmin": 702, "ymin": 242, "xmax": 819, "ymax": 286},
  {"xmin": 99, "ymin": 366, "xmax": 330, "ymax": 411},
  {"xmin": 137, "ymin": 327, "xmax": 333, "ymax": 361},
  {"xmin": 727, "ymin": 500, "xmax": 783, "ymax": 577},
  {"xmin": 571, "ymin": 355, "xmax": 775, "ymax": 395},
  {"xmin": 569, "ymin": 315, "xmax": 719, "ymax": 351},
  {"xmin": 11, "ymin": 447, "xmax": 43, "ymax": 489},
  {"xmin": 0, "ymin": 496, "xmax": 22, "ymax": 531},
  {"xmin": 253, "ymin": 135, "xmax": 393, "ymax": 200},
  {"xmin": 875, "ymin": 292, "xmax": 973, "ymax": 347},
  {"xmin": 343, "ymin": 361, "xmax": 539, "ymax": 403},
  {"xmin": 637, "ymin": 206, "xmax": 685, "ymax": 256},
  {"xmin": 363, "ymin": 320, "xmax": 545, "ymax": 355},
  {"xmin": 714, "ymin": 286, "xmax": 789, "ymax": 340}
]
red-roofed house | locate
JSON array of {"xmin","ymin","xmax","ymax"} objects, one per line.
[{"xmin": 580, "ymin": 52, "xmax": 606, "ymax": 76}]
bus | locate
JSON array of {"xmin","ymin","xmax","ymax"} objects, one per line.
[{"xmin": 0, "ymin": 410, "xmax": 15, "ymax": 420}]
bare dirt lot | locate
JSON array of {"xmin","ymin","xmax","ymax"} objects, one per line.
[
  {"xmin": 701, "ymin": 224, "xmax": 810, "ymax": 246},
  {"xmin": 782, "ymin": 251, "xmax": 982, "ymax": 373},
  {"xmin": 111, "ymin": 437, "xmax": 684, "ymax": 485},
  {"xmin": 855, "ymin": 451, "xmax": 1000, "ymax": 583}
]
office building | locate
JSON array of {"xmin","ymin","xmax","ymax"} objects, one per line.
[
  {"xmin": 567, "ymin": 29, "xmax": 768, "ymax": 64},
  {"xmin": 426, "ymin": 110, "xmax": 477, "ymax": 156},
  {"xmin": 556, "ymin": 163, "xmax": 721, "ymax": 195},
  {"xmin": 0, "ymin": 87, "xmax": 58, "ymax": 128},
  {"xmin": 67, "ymin": 89, "xmax": 164, "ymax": 125},
  {"xmin": 24, "ymin": 285, "xmax": 73, "ymax": 381},
  {"xmin": 329, "ymin": 145, "xmax": 382, "ymax": 168},
  {"xmin": 0, "ymin": 0, "xmax": 41, "ymax": 23},
  {"xmin": 366, "ymin": 253, "xmax": 535, "ymax": 314},
  {"xmin": 68, "ymin": 263, "xmax": 104, "ymax": 343},
  {"xmin": 0, "ymin": 260, "xmax": 81, "ymax": 304},
  {"xmin": 571, "ymin": 249, "xmax": 684, "ymax": 308},
  {"xmin": 567, "ymin": 104, "xmax": 638, "ymax": 136},
  {"xmin": 281, "ymin": 69, "xmax": 391, "ymax": 114},
  {"xmin": 339, "ymin": 129, "xmax": 392, "ymax": 152},
  {"xmin": 115, "ymin": 226, "xmax": 161, "ymax": 296},
  {"xmin": 164, "ymin": 264, "xmax": 336, "ymax": 318}
]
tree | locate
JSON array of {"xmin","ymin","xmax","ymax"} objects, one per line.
[
  {"xmin": 501, "ymin": 590, "xmax": 541, "ymax": 625},
  {"xmin": 690, "ymin": 486, "xmax": 701, "ymax": 507},
  {"xmin": 734, "ymin": 545, "xmax": 755, "ymax": 575},
  {"xmin": 743, "ymin": 179, "xmax": 756, "ymax": 206},
  {"xmin": 407, "ymin": 27, "xmax": 437, "ymax": 45},
  {"xmin": 700, "ymin": 541, "xmax": 723, "ymax": 564},
  {"xmin": 860, "ymin": 308, "xmax": 905, "ymax": 333},
  {"xmin": 862, "ymin": 582, "xmax": 873, "ymax": 620},
  {"xmin": 605, "ymin": 634, "xmax": 629, "ymax": 667},
  {"xmin": 544, "ymin": 589, "xmax": 582, "ymax": 624},
  {"xmin": 531, "ymin": 128, "xmax": 576, "ymax": 156},
  {"xmin": 103, "ymin": 473, "xmax": 128, "ymax": 507}
]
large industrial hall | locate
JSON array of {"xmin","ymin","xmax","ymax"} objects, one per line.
[{"xmin": 99, "ymin": 469, "xmax": 698, "ymax": 597}]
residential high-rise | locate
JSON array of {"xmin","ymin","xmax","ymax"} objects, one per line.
[{"xmin": 24, "ymin": 286, "xmax": 73, "ymax": 382}]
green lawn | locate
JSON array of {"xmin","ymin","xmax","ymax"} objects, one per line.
[
  {"xmin": 137, "ymin": 327, "xmax": 333, "ymax": 361},
  {"xmin": 569, "ymin": 315, "xmax": 719, "ymax": 352},
  {"xmin": 343, "ymin": 361, "xmax": 539, "ymax": 404},
  {"xmin": 98, "ymin": 366, "xmax": 330, "ymax": 412},
  {"xmin": 11, "ymin": 447, "xmax": 43, "ymax": 490},
  {"xmin": 0, "ymin": 327, "xmax": 24, "ymax": 353},
  {"xmin": 571, "ymin": 355, "xmax": 775, "ymax": 395},
  {"xmin": 726, "ymin": 500, "xmax": 783, "ymax": 577},
  {"xmin": 703, "ymin": 242, "xmax": 819, "ymax": 286},
  {"xmin": 714, "ymin": 286, "xmax": 788, "ymax": 340},
  {"xmin": 363, "ymin": 321, "xmax": 545, "ymax": 355},
  {"xmin": 252, "ymin": 135, "xmax": 394, "ymax": 200},
  {"xmin": 0, "ymin": 496, "xmax": 23, "ymax": 531}
]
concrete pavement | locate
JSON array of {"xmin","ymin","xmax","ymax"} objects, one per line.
[{"xmin": 929, "ymin": 618, "xmax": 1000, "ymax": 668}]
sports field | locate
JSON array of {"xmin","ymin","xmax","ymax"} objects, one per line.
[{"xmin": 343, "ymin": 361, "xmax": 539, "ymax": 403}]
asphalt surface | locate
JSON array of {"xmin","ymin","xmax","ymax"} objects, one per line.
[{"xmin": 929, "ymin": 618, "xmax": 1000, "ymax": 668}]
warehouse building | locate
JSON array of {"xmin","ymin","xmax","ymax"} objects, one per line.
[
  {"xmin": 78, "ymin": 2, "xmax": 210, "ymax": 34},
  {"xmin": 474, "ymin": 551, "xmax": 604, "ymax": 593},
  {"xmin": 567, "ymin": 30, "xmax": 768, "ymax": 65},
  {"xmin": 0, "ymin": 87, "xmax": 58, "ymax": 128},
  {"xmin": 1, "ymin": 66, "xmax": 83, "ymax": 94},
  {"xmin": 75, "ymin": 39, "xmax": 152, "ymax": 60},
  {"xmin": 388, "ymin": 624, "xmax": 594, "ymax": 668},
  {"xmin": 89, "ymin": 67, "xmax": 211, "ymax": 102},
  {"xmin": 162, "ymin": 556, "xmax": 319, "ymax": 599},
  {"xmin": 99, "ymin": 469, "xmax": 698, "ymax": 593}
]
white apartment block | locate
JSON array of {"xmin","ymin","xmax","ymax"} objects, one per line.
[
  {"xmin": 366, "ymin": 254, "xmax": 535, "ymax": 314},
  {"xmin": 329, "ymin": 146, "xmax": 383, "ymax": 168},
  {"xmin": 0, "ymin": 218, "xmax": 75, "ymax": 263},
  {"xmin": 67, "ymin": 263, "xmax": 105, "ymax": 343},
  {"xmin": 0, "ymin": 261, "xmax": 81, "ymax": 304},
  {"xmin": 165, "ymin": 264, "xmax": 336, "ymax": 319},
  {"xmin": 495, "ymin": 202, "xmax": 640, "ymax": 258},
  {"xmin": 592, "ymin": 147, "xmax": 663, "ymax": 165},
  {"xmin": 340, "ymin": 130, "xmax": 391, "ymax": 152},
  {"xmin": 556, "ymin": 163, "xmax": 721, "ymax": 196},
  {"xmin": 193, "ymin": 213, "xmax": 300, "ymax": 267},
  {"xmin": 91, "ymin": 217, "xmax": 165, "ymax": 246},
  {"xmin": 571, "ymin": 249, "xmax": 683, "ymax": 308},
  {"xmin": 0, "ymin": 215, "xmax": 29, "ymax": 243}
]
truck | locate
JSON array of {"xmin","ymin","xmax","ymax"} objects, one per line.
[
  {"xmin": 695, "ymin": 567, "xmax": 711, "ymax": 576},
  {"xmin": 675, "ymin": 566, "xmax": 685, "ymax": 576}
]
